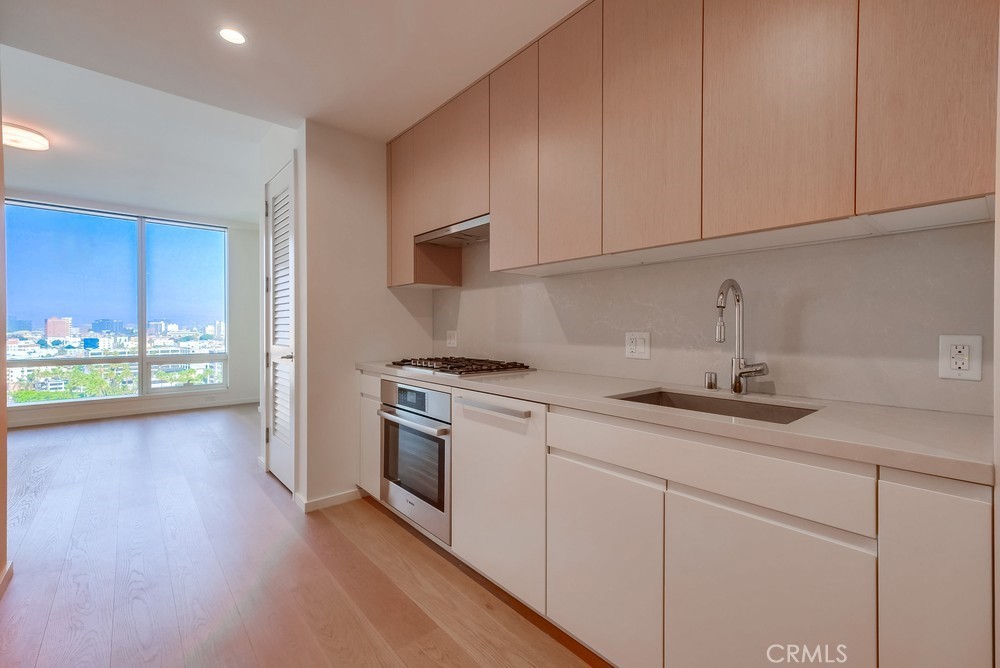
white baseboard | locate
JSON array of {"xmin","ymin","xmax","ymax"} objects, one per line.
[
  {"xmin": 0, "ymin": 562, "xmax": 13, "ymax": 600},
  {"xmin": 8, "ymin": 393, "xmax": 260, "ymax": 428},
  {"xmin": 257, "ymin": 456, "xmax": 266, "ymax": 471},
  {"xmin": 294, "ymin": 488, "xmax": 362, "ymax": 513}
]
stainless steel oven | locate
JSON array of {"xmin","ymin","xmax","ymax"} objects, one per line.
[{"xmin": 379, "ymin": 379, "xmax": 452, "ymax": 544}]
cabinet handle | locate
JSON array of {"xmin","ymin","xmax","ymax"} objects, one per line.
[{"xmin": 455, "ymin": 396, "xmax": 531, "ymax": 420}]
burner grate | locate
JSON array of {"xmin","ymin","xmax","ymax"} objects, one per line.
[{"xmin": 390, "ymin": 356, "xmax": 532, "ymax": 375}]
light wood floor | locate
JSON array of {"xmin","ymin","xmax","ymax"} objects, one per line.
[{"xmin": 1, "ymin": 405, "xmax": 602, "ymax": 668}]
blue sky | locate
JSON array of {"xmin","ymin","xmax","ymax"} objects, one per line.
[{"xmin": 6, "ymin": 203, "xmax": 226, "ymax": 329}]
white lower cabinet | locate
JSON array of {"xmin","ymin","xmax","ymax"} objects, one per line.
[
  {"xmin": 877, "ymin": 468, "xmax": 992, "ymax": 668},
  {"xmin": 664, "ymin": 486, "xmax": 877, "ymax": 668},
  {"xmin": 547, "ymin": 451, "xmax": 665, "ymax": 668},
  {"xmin": 451, "ymin": 390, "xmax": 547, "ymax": 612},
  {"xmin": 356, "ymin": 372, "xmax": 382, "ymax": 496}
]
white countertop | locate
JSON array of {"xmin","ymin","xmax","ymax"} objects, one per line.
[{"xmin": 357, "ymin": 361, "xmax": 994, "ymax": 485}]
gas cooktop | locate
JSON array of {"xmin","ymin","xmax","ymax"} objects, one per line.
[{"xmin": 389, "ymin": 357, "xmax": 533, "ymax": 376}]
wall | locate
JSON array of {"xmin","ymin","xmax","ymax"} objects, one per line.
[
  {"xmin": 0, "ymin": 54, "xmax": 11, "ymax": 596},
  {"xmin": 295, "ymin": 120, "xmax": 433, "ymax": 508},
  {"xmin": 435, "ymin": 222, "xmax": 994, "ymax": 416},
  {"xmin": 226, "ymin": 226, "xmax": 261, "ymax": 405}
]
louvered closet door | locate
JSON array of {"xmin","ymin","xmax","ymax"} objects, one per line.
[{"xmin": 266, "ymin": 161, "xmax": 295, "ymax": 491}]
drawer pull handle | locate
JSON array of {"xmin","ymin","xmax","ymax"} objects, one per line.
[{"xmin": 455, "ymin": 397, "xmax": 531, "ymax": 420}]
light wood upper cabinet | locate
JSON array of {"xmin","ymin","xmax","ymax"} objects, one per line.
[
  {"xmin": 702, "ymin": 0, "xmax": 857, "ymax": 238},
  {"xmin": 603, "ymin": 0, "xmax": 702, "ymax": 253},
  {"xmin": 877, "ymin": 469, "xmax": 992, "ymax": 668},
  {"xmin": 538, "ymin": 0, "xmax": 603, "ymax": 264},
  {"xmin": 387, "ymin": 82, "xmax": 486, "ymax": 286},
  {"xmin": 489, "ymin": 45, "xmax": 539, "ymax": 271},
  {"xmin": 388, "ymin": 128, "xmax": 420, "ymax": 286},
  {"xmin": 413, "ymin": 79, "xmax": 490, "ymax": 235},
  {"xmin": 857, "ymin": 0, "xmax": 998, "ymax": 214}
]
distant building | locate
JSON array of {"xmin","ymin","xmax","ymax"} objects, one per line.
[
  {"xmin": 6, "ymin": 316, "xmax": 31, "ymax": 332},
  {"xmin": 92, "ymin": 319, "xmax": 124, "ymax": 334},
  {"xmin": 82, "ymin": 338, "xmax": 100, "ymax": 350},
  {"xmin": 45, "ymin": 317, "xmax": 72, "ymax": 338},
  {"xmin": 215, "ymin": 321, "xmax": 226, "ymax": 339},
  {"xmin": 147, "ymin": 320, "xmax": 166, "ymax": 334},
  {"xmin": 166, "ymin": 323, "xmax": 179, "ymax": 333},
  {"xmin": 34, "ymin": 378, "xmax": 68, "ymax": 392}
]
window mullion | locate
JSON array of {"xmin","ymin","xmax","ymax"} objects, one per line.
[{"xmin": 137, "ymin": 216, "xmax": 148, "ymax": 396}]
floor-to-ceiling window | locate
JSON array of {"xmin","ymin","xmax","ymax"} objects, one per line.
[{"xmin": 5, "ymin": 200, "xmax": 228, "ymax": 406}]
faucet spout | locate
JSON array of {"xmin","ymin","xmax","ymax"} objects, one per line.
[{"xmin": 714, "ymin": 279, "xmax": 767, "ymax": 394}]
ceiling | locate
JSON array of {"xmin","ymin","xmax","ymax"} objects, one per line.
[
  {"xmin": 0, "ymin": 0, "xmax": 586, "ymax": 140},
  {"xmin": 1, "ymin": 46, "xmax": 277, "ymax": 225}
]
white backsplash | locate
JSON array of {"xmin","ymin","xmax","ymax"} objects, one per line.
[{"xmin": 432, "ymin": 222, "xmax": 994, "ymax": 415}]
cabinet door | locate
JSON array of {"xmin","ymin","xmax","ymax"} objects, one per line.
[
  {"xmin": 857, "ymin": 0, "xmax": 997, "ymax": 214},
  {"xmin": 665, "ymin": 486, "xmax": 876, "ymax": 668},
  {"xmin": 878, "ymin": 469, "xmax": 992, "ymax": 668},
  {"xmin": 490, "ymin": 44, "xmax": 539, "ymax": 271},
  {"xmin": 703, "ymin": 0, "xmax": 857, "ymax": 237},
  {"xmin": 451, "ymin": 391, "xmax": 546, "ymax": 612},
  {"xmin": 603, "ymin": 0, "xmax": 702, "ymax": 253},
  {"xmin": 414, "ymin": 79, "xmax": 490, "ymax": 235},
  {"xmin": 388, "ymin": 128, "xmax": 420, "ymax": 286},
  {"xmin": 538, "ymin": 0, "xmax": 603, "ymax": 264},
  {"xmin": 356, "ymin": 372, "xmax": 382, "ymax": 496},
  {"xmin": 547, "ymin": 452, "xmax": 664, "ymax": 668}
]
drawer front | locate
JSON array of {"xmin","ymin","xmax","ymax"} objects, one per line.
[
  {"xmin": 548, "ymin": 409, "xmax": 876, "ymax": 537},
  {"xmin": 358, "ymin": 371, "xmax": 381, "ymax": 398}
]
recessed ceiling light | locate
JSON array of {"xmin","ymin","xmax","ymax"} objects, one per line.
[
  {"xmin": 1, "ymin": 123, "xmax": 50, "ymax": 151},
  {"xmin": 219, "ymin": 28, "xmax": 247, "ymax": 45}
]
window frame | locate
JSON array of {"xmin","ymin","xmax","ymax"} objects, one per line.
[{"xmin": 5, "ymin": 199, "xmax": 230, "ymax": 407}]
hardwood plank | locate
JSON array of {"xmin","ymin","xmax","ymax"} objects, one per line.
[
  {"xmin": 154, "ymin": 475, "xmax": 259, "ymax": 668},
  {"xmin": 209, "ymin": 527, "xmax": 333, "ymax": 668},
  {"xmin": 192, "ymin": 444, "xmax": 408, "ymax": 667},
  {"xmin": 250, "ymin": 475, "xmax": 439, "ymax": 653},
  {"xmin": 0, "ymin": 483, "xmax": 85, "ymax": 668},
  {"xmin": 34, "ymin": 445, "xmax": 121, "ymax": 668},
  {"xmin": 111, "ymin": 503, "xmax": 184, "ymax": 668},
  {"xmin": 396, "ymin": 628, "xmax": 481, "ymax": 668},
  {"xmin": 5, "ymin": 430, "xmax": 68, "ymax": 559},
  {"xmin": 327, "ymin": 500, "xmax": 591, "ymax": 668}
]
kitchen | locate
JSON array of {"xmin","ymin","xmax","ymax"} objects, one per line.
[
  {"xmin": 0, "ymin": 0, "xmax": 997, "ymax": 666},
  {"xmin": 357, "ymin": 0, "xmax": 998, "ymax": 665}
]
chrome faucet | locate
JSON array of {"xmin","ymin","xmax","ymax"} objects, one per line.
[{"xmin": 715, "ymin": 279, "xmax": 768, "ymax": 394}]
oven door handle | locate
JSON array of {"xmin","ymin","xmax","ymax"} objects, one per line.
[{"xmin": 377, "ymin": 408, "xmax": 451, "ymax": 437}]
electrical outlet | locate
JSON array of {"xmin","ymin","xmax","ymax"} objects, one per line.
[
  {"xmin": 625, "ymin": 331, "xmax": 650, "ymax": 360},
  {"xmin": 951, "ymin": 344, "xmax": 970, "ymax": 370},
  {"xmin": 446, "ymin": 330, "xmax": 458, "ymax": 348},
  {"xmin": 939, "ymin": 335, "xmax": 982, "ymax": 380}
]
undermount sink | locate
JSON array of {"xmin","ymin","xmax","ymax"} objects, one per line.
[{"xmin": 609, "ymin": 390, "xmax": 818, "ymax": 425}]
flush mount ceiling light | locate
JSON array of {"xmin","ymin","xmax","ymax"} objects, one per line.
[
  {"xmin": 1, "ymin": 123, "xmax": 50, "ymax": 151},
  {"xmin": 219, "ymin": 28, "xmax": 247, "ymax": 45}
]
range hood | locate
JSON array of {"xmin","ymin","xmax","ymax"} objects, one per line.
[{"xmin": 414, "ymin": 213, "xmax": 490, "ymax": 247}]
